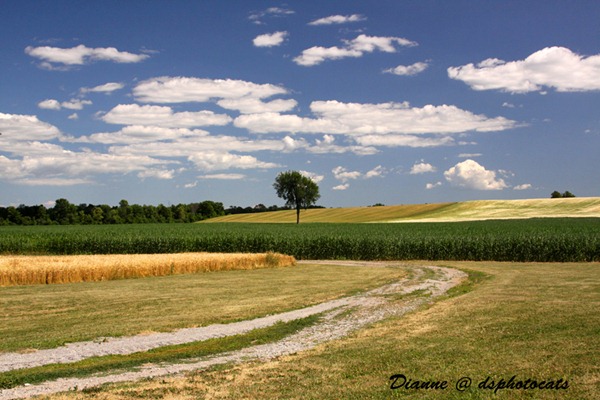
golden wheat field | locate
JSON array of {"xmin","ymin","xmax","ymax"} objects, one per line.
[{"xmin": 0, "ymin": 252, "xmax": 296, "ymax": 287}]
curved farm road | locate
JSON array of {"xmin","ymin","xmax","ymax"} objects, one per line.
[{"xmin": 0, "ymin": 262, "xmax": 466, "ymax": 400}]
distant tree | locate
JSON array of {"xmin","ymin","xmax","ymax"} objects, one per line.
[
  {"xmin": 273, "ymin": 171, "xmax": 320, "ymax": 224},
  {"xmin": 551, "ymin": 191, "xmax": 576, "ymax": 198}
]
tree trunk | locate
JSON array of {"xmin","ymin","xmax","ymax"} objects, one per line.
[{"xmin": 296, "ymin": 205, "xmax": 300, "ymax": 224}]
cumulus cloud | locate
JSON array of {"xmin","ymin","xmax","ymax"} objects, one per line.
[
  {"xmin": 80, "ymin": 125, "xmax": 210, "ymax": 144},
  {"xmin": 364, "ymin": 165, "xmax": 386, "ymax": 178},
  {"xmin": 299, "ymin": 170, "xmax": 324, "ymax": 183},
  {"xmin": 133, "ymin": 77, "xmax": 289, "ymax": 104},
  {"xmin": 253, "ymin": 31, "xmax": 288, "ymax": 47},
  {"xmin": 101, "ymin": 104, "xmax": 232, "ymax": 127},
  {"xmin": 80, "ymin": 82, "xmax": 125, "ymax": 94},
  {"xmin": 426, "ymin": 181, "xmax": 442, "ymax": 189},
  {"xmin": 332, "ymin": 165, "xmax": 385, "ymax": 185},
  {"xmin": 332, "ymin": 166, "xmax": 362, "ymax": 182},
  {"xmin": 332, "ymin": 183, "xmax": 350, "ymax": 191},
  {"xmin": 39, "ymin": 98, "xmax": 93, "ymax": 111},
  {"xmin": 384, "ymin": 61, "xmax": 428, "ymax": 76},
  {"xmin": 217, "ymin": 97, "xmax": 297, "ymax": 114},
  {"xmin": 25, "ymin": 45, "xmax": 149, "ymax": 68},
  {"xmin": 513, "ymin": 183, "xmax": 532, "ymax": 190},
  {"xmin": 448, "ymin": 46, "xmax": 600, "ymax": 93},
  {"xmin": 410, "ymin": 161, "xmax": 437, "ymax": 174},
  {"xmin": 198, "ymin": 173, "xmax": 246, "ymax": 180},
  {"xmin": 444, "ymin": 159, "xmax": 508, "ymax": 190},
  {"xmin": 355, "ymin": 134, "xmax": 454, "ymax": 148},
  {"xmin": 138, "ymin": 169, "xmax": 175, "ymax": 180},
  {"xmin": 308, "ymin": 14, "xmax": 366, "ymax": 25},
  {"xmin": 235, "ymin": 100, "xmax": 516, "ymax": 135},
  {"xmin": 188, "ymin": 151, "xmax": 280, "ymax": 171},
  {"xmin": 294, "ymin": 34, "xmax": 417, "ymax": 66},
  {"xmin": 0, "ymin": 139, "xmax": 168, "ymax": 186},
  {"xmin": 249, "ymin": 7, "xmax": 294, "ymax": 24},
  {"xmin": 37, "ymin": 99, "xmax": 61, "ymax": 110},
  {"xmin": 0, "ymin": 112, "xmax": 61, "ymax": 141}
]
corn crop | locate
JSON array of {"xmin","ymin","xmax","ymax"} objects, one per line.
[
  {"xmin": 0, "ymin": 218, "xmax": 598, "ymax": 262},
  {"xmin": 0, "ymin": 252, "xmax": 296, "ymax": 286}
]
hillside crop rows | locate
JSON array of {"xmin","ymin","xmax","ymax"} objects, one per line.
[{"xmin": 0, "ymin": 219, "xmax": 598, "ymax": 262}]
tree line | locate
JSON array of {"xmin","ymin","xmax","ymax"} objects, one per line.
[
  {"xmin": 0, "ymin": 199, "xmax": 227, "ymax": 226},
  {"xmin": 0, "ymin": 198, "xmax": 324, "ymax": 226}
]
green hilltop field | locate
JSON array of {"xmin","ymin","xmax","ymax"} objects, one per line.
[{"xmin": 205, "ymin": 197, "xmax": 600, "ymax": 223}]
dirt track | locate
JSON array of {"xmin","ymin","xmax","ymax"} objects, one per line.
[{"xmin": 0, "ymin": 261, "xmax": 466, "ymax": 400}]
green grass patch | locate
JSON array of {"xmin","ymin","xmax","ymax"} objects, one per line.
[
  {"xmin": 0, "ymin": 314, "xmax": 320, "ymax": 390},
  {"xmin": 0, "ymin": 264, "xmax": 405, "ymax": 352},
  {"xmin": 82, "ymin": 262, "xmax": 599, "ymax": 399}
]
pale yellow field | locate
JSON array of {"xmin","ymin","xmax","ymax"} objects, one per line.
[
  {"xmin": 0, "ymin": 252, "xmax": 295, "ymax": 286},
  {"xmin": 204, "ymin": 197, "xmax": 600, "ymax": 223}
]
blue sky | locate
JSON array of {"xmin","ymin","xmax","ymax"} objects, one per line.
[{"xmin": 1, "ymin": 0, "xmax": 599, "ymax": 208}]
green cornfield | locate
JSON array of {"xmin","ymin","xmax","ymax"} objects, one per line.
[{"xmin": 0, "ymin": 219, "xmax": 598, "ymax": 262}]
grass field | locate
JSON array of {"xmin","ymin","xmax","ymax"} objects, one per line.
[
  {"xmin": 44, "ymin": 261, "xmax": 599, "ymax": 399},
  {"xmin": 207, "ymin": 197, "xmax": 600, "ymax": 223},
  {"xmin": 0, "ymin": 263, "xmax": 406, "ymax": 352},
  {"xmin": 1, "ymin": 218, "xmax": 598, "ymax": 262}
]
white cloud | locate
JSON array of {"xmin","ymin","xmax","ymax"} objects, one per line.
[
  {"xmin": 332, "ymin": 183, "xmax": 350, "ymax": 191},
  {"xmin": 513, "ymin": 183, "xmax": 532, "ymax": 190},
  {"xmin": 38, "ymin": 99, "xmax": 92, "ymax": 110},
  {"xmin": 293, "ymin": 46, "xmax": 363, "ymax": 67},
  {"xmin": 458, "ymin": 153, "xmax": 482, "ymax": 158},
  {"xmin": 332, "ymin": 166, "xmax": 361, "ymax": 182},
  {"xmin": 81, "ymin": 125, "xmax": 210, "ymax": 144},
  {"xmin": 188, "ymin": 151, "xmax": 280, "ymax": 171},
  {"xmin": 137, "ymin": 169, "xmax": 175, "ymax": 180},
  {"xmin": 354, "ymin": 134, "xmax": 454, "ymax": 148},
  {"xmin": 61, "ymin": 99, "xmax": 92, "ymax": 110},
  {"xmin": 299, "ymin": 170, "xmax": 324, "ymax": 183},
  {"xmin": 133, "ymin": 77, "xmax": 289, "ymax": 104},
  {"xmin": 426, "ymin": 181, "xmax": 442, "ymax": 189},
  {"xmin": 0, "ymin": 139, "xmax": 169, "ymax": 186},
  {"xmin": 448, "ymin": 46, "xmax": 600, "ymax": 93},
  {"xmin": 0, "ymin": 112, "xmax": 61, "ymax": 141},
  {"xmin": 384, "ymin": 62, "xmax": 428, "ymax": 76},
  {"xmin": 80, "ymin": 82, "xmax": 125, "ymax": 94},
  {"xmin": 444, "ymin": 159, "xmax": 508, "ymax": 190},
  {"xmin": 38, "ymin": 99, "xmax": 61, "ymax": 110},
  {"xmin": 410, "ymin": 161, "xmax": 437, "ymax": 174},
  {"xmin": 253, "ymin": 31, "xmax": 288, "ymax": 47},
  {"xmin": 25, "ymin": 45, "xmax": 149, "ymax": 67},
  {"xmin": 101, "ymin": 104, "xmax": 232, "ymax": 127},
  {"xmin": 68, "ymin": 113, "xmax": 78, "ymax": 120},
  {"xmin": 294, "ymin": 34, "xmax": 417, "ymax": 66},
  {"xmin": 217, "ymin": 97, "xmax": 297, "ymax": 114},
  {"xmin": 235, "ymin": 100, "xmax": 516, "ymax": 136},
  {"xmin": 198, "ymin": 173, "xmax": 247, "ymax": 180},
  {"xmin": 308, "ymin": 14, "xmax": 366, "ymax": 25},
  {"xmin": 249, "ymin": 7, "xmax": 295, "ymax": 24},
  {"xmin": 365, "ymin": 165, "xmax": 386, "ymax": 179}
]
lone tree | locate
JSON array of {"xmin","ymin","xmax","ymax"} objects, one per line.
[{"xmin": 273, "ymin": 171, "xmax": 320, "ymax": 224}]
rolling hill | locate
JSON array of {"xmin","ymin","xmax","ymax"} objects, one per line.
[{"xmin": 203, "ymin": 197, "xmax": 600, "ymax": 223}]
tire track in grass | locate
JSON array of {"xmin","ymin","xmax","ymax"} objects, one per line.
[{"xmin": 0, "ymin": 262, "xmax": 466, "ymax": 400}]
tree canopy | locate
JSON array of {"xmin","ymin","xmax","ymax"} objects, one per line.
[{"xmin": 273, "ymin": 171, "xmax": 321, "ymax": 224}]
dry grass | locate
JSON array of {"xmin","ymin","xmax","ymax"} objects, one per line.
[
  {"xmin": 0, "ymin": 252, "xmax": 295, "ymax": 286},
  {"xmin": 203, "ymin": 197, "xmax": 600, "ymax": 223},
  {"xmin": 49, "ymin": 262, "xmax": 599, "ymax": 399}
]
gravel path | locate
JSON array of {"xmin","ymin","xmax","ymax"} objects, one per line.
[{"xmin": 0, "ymin": 262, "xmax": 466, "ymax": 400}]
